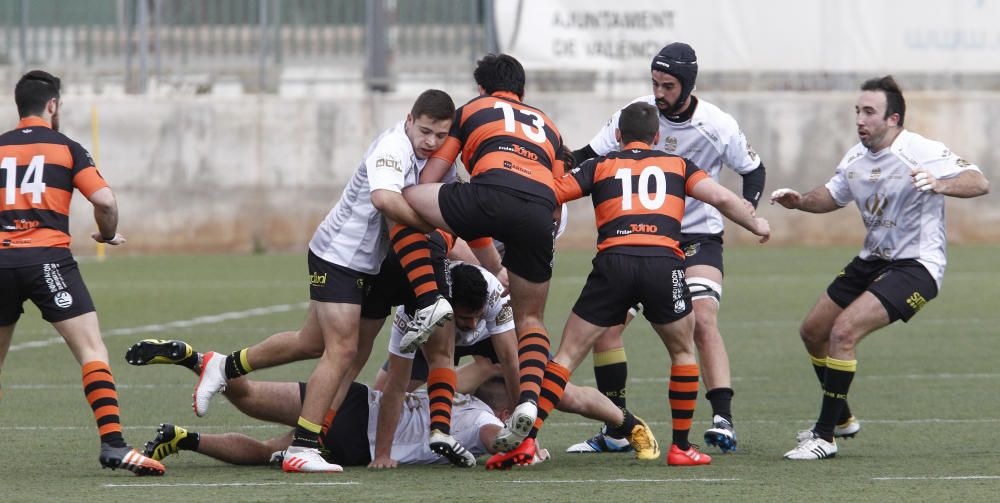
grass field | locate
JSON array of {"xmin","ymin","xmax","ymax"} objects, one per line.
[{"xmin": 2, "ymin": 245, "xmax": 999, "ymax": 502}]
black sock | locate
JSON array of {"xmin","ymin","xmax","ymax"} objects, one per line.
[
  {"xmin": 177, "ymin": 431, "xmax": 200, "ymax": 451},
  {"xmin": 224, "ymin": 349, "xmax": 252, "ymax": 380},
  {"xmin": 812, "ymin": 356, "xmax": 853, "ymax": 423},
  {"xmin": 608, "ymin": 408, "xmax": 638, "ymax": 438},
  {"xmin": 177, "ymin": 353, "xmax": 201, "ymax": 372},
  {"xmin": 815, "ymin": 358, "xmax": 856, "ymax": 441},
  {"xmin": 593, "ymin": 348, "xmax": 628, "ymax": 410},
  {"xmin": 705, "ymin": 387, "xmax": 734, "ymax": 423}
]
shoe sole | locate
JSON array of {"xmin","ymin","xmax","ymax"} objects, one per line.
[
  {"xmin": 126, "ymin": 339, "xmax": 191, "ymax": 366},
  {"xmin": 399, "ymin": 311, "xmax": 454, "ymax": 353},
  {"xmin": 704, "ymin": 430, "xmax": 737, "ymax": 453},
  {"xmin": 429, "ymin": 440, "xmax": 476, "ymax": 468}
]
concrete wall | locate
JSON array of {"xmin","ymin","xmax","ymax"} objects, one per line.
[{"xmin": 2, "ymin": 88, "xmax": 996, "ymax": 255}]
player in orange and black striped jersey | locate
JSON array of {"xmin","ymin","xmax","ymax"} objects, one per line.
[
  {"xmin": 0, "ymin": 70, "xmax": 164, "ymax": 475},
  {"xmin": 396, "ymin": 54, "xmax": 567, "ymax": 453},
  {"xmin": 485, "ymin": 102, "xmax": 770, "ymax": 469}
]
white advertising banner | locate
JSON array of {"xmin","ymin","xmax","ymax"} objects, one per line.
[{"xmin": 494, "ymin": 0, "xmax": 1000, "ymax": 73}]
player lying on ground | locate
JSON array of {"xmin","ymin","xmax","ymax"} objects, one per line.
[{"xmin": 128, "ymin": 340, "xmax": 655, "ymax": 467}]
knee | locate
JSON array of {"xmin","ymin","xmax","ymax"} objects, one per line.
[{"xmin": 828, "ymin": 320, "xmax": 860, "ymax": 352}]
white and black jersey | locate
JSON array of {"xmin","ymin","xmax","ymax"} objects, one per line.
[
  {"xmin": 309, "ymin": 121, "xmax": 456, "ymax": 275},
  {"xmin": 588, "ymin": 95, "xmax": 761, "ymax": 235},
  {"xmin": 825, "ymin": 130, "xmax": 982, "ymax": 288}
]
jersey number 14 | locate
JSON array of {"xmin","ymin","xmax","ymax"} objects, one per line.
[{"xmin": 1, "ymin": 155, "xmax": 47, "ymax": 205}]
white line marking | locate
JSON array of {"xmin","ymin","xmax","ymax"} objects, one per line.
[
  {"xmin": 104, "ymin": 482, "xmax": 359, "ymax": 488},
  {"xmin": 508, "ymin": 478, "xmax": 739, "ymax": 484},
  {"xmin": 872, "ymin": 476, "xmax": 1000, "ymax": 481},
  {"xmin": 8, "ymin": 302, "xmax": 309, "ymax": 352},
  {"xmin": 590, "ymin": 372, "xmax": 1000, "ymax": 385}
]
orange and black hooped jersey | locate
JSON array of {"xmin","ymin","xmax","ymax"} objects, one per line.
[
  {"xmin": 555, "ymin": 142, "xmax": 708, "ymax": 258},
  {"xmin": 432, "ymin": 91, "xmax": 564, "ymax": 208},
  {"xmin": 0, "ymin": 117, "xmax": 108, "ymax": 267}
]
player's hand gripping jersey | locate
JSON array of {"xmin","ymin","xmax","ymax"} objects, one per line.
[
  {"xmin": 433, "ymin": 91, "xmax": 565, "ymax": 208},
  {"xmin": 555, "ymin": 142, "xmax": 707, "ymax": 258}
]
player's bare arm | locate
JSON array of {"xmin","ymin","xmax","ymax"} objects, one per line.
[
  {"xmin": 490, "ymin": 329, "xmax": 521, "ymax": 407},
  {"xmin": 770, "ymin": 186, "xmax": 841, "ymax": 213},
  {"xmin": 419, "ymin": 156, "xmax": 453, "ymax": 184},
  {"xmin": 372, "ymin": 188, "xmax": 434, "ymax": 233},
  {"xmin": 369, "ymin": 354, "xmax": 413, "ymax": 469},
  {"xmin": 690, "ymin": 177, "xmax": 770, "ymax": 243},
  {"xmin": 911, "ymin": 168, "xmax": 989, "ymax": 197},
  {"xmin": 87, "ymin": 186, "xmax": 126, "ymax": 245}
]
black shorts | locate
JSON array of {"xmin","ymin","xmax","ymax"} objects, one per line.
[
  {"xmin": 679, "ymin": 233, "xmax": 724, "ymax": 273},
  {"xmin": 826, "ymin": 257, "xmax": 938, "ymax": 323},
  {"xmin": 384, "ymin": 337, "xmax": 500, "ymax": 383},
  {"xmin": 573, "ymin": 252, "xmax": 692, "ymax": 327},
  {"xmin": 0, "ymin": 256, "xmax": 96, "ymax": 325},
  {"xmin": 360, "ymin": 232, "xmax": 452, "ymax": 320},
  {"xmin": 299, "ymin": 381, "xmax": 372, "ymax": 467},
  {"xmin": 307, "ymin": 250, "xmax": 374, "ymax": 304},
  {"xmin": 439, "ymin": 182, "xmax": 555, "ymax": 283}
]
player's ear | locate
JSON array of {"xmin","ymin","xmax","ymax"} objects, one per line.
[
  {"xmin": 614, "ymin": 128, "xmax": 622, "ymax": 144},
  {"xmin": 652, "ymin": 131, "xmax": 660, "ymax": 145}
]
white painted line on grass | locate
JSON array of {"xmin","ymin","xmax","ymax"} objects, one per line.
[
  {"xmin": 508, "ymin": 478, "xmax": 738, "ymax": 484},
  {"xmin": 8, "ymin": 302, "xmax": 309, "ymax": 352},
  {"xmin": 105, "ymin": 482, "xmax": 359, "ymax": 488},
  {"xmin": 604, "ymin": 372, "xmax": 1000, "ymax": 384},
  {"xmin": 873, "ymin": 476, "xmax": 1000, "ymax": 481}
]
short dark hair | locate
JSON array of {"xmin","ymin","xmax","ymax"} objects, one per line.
[
  {"xmin": 15, "ymin": 70, "xmax": 61, "ymax": 118},
  {"xmin": 473, "ymin": 54, "xmax": 525, "ymax": 98},
  {"xmin": 861, "ymin": 75, "xmax": 905, "ymax": 127},
  {"xmin": 618, "ymin": 102, "xmax": 659, "ymax": 144},
  {"xmin": 411, "ymin": 89, "xmax": 455, "ymax": 122},
  {"xmin": 449, "ymin": 263, "xmax": 488, "ymax": 312}
]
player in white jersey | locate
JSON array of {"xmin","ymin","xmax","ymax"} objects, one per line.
[
  {"xmin": 182, "ymin": 90, "xmax": 458, "ymax": 473},
  {"xmin": 570, "ymin": 42, "xmax": 766, "ymax": 454},
  {"xmin": 771, "ymin": 76, "xmax": 989, "ymax": 460},
  {"xmin": 142, "ymin": 379, "xmax": 539, "ymax": 469}
]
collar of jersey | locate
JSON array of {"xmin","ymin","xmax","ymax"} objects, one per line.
[
  {"xmin": 623, "ymin": 141, "xmax": 651, "ymax": 151},
  {"xmin": 490, "ymin": 90, "xmax": 521, "ymax": 102},
  {"xmin": 17, "ymin": 116, "xmax": 51, "ymax": 129}
]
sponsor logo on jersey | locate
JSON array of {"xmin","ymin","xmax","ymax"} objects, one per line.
[
  {"xmin": 54, "ymin": 290, "xmax": 73, "ymax": 308},
  {"xmin": 496, "ymin": 304, "xmax": 514, "ymax": 325},
  {"xmin": 869, "ymin": 167, "xmax": 881, "ymax": 182},
  {"xmin": 309, "ymin": 272, "xmax": 327, "ymax": 286},
  {"xmin": 864, "ymin": 193, "xmax": 889, "ymax": 217},
  {"xmin": 684, "ymin": 242, "xmax": 700, "ymax": 257},
  {"xmin": 664, "ymin": 136, "xmax": 678, "ymax": 153},
  {"xmin": 13, "ymin": 219, "xmax": 40, "ymax": 230},
  {"xmin": 869, "ymin": 247, "xmax": 893, "ymax": 260},
  {"xmin": 375, "ymin": 155, "xmax": 402, "ymax": 173},
  {"xmin": 499, "ymin": 143, "xmax": 539, "ymax": 161},
  {"xmin": 955, "ymin": 158, "xmax": 971, "ymax": 168}
]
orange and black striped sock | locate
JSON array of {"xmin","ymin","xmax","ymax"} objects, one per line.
[
  {"xmin": 81, "ymin": 361, "xmax": 126, "ymax": 447},
  {"xmin": 390, "ymin": 224, "xmax": 440, "ymax": 309},
  {"xmin": 428, "ymin": 367, "xmax": 457, "ymax": 434},
  {"xmin": 668, "ymin": 363, "xmax": 700, "ymax": 450},
  {"xmin": 517, "ymin": 328, "xmax": 550, "ymax": 404},
  {"xmin": 528, "ymin": 361, "xmax": 571, "ymax": 438}
]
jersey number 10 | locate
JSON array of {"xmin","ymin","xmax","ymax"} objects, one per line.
[
  {"xmin": 1, "ymin": 155, "xmax": 47, "ymax": 205},
  {"xmin": 615, "ymin": 166, "xmax": 667, "ymax": 211}
]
